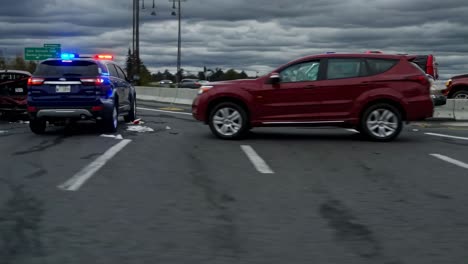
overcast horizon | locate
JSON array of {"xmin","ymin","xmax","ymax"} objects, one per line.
[{"xmin": 1, "ymin": 0, "xmax": 467, "ymax": 80}]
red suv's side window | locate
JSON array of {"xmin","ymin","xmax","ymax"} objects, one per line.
[
  {"xmin": 279, "ymin": 61, "xmax": 320, "ymax": 83},
  {"xmin": 366, "ymin": 59, "xmax": 398, "ymax": 75},
  {"xmin": 326, "ymin": 58, "xmax": 365, "ymax": 80}
]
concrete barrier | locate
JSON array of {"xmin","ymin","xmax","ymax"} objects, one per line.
[
  {"xmin": 135, "ymin": 86, "xmax": 198, "ymax": 105},
  {"xmin": 433, "ymin": 99, "xmax": 468, "ymax": 121},
  {"xmin": 433, "ymin": 99, "xmax": 455, "ymax": 119},
  {"xmin": 135, "ymin": 88, "xmax": 468, "ymax": 121},
  {"xmin": 453, "ymin": 99, "xmax": 468, "ymax": 120}
]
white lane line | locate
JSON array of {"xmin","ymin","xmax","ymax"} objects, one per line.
[
  {"xmin": 430, "ymin": 154, "xmax": 468, "ymax": 170},
  {"xmin": 58, "ymin": 139, "xmax": 132, "ymax": 191},
  {"xmin": 425, "ymin": 132, "xmax": 468, "ymax": 141},
  {"xmin": 241, "ymin": 145, "xmax": 274, "ymax": 174},
  {"xmin": 137, "ymin": 107, "xmax": 192, "ymax": 116}
]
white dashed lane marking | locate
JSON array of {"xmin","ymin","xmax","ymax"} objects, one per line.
[
  {"xmin": 241, "ymin": 145, "xmax": 274, "ymax": 174},
  {"xmin": 58, "ymin": 139, "xmax": 132, "ymax": 191},
  {"xmin": 430, "ymin": 154, "xmax": 468, "ymax": 170},
  {"xmin": 425, "ymin": 132, "xmax": 468, "ymax": 141}
]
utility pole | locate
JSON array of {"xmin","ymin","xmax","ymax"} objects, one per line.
[
  {"xmin": 135, "ymin": 0, "xmax": 140, "ymax": 77},
  {"xmin": 170, "ymin": 0, "xmax": 187, "ymax": 87}
]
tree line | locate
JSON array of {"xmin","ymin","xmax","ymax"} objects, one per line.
[
  {"xmin": 150, "ymin": 68, "xmax": 250, "ymax": 83},
  {"xmin": 0, "ymin": 55, "xmax": 38, "ymax": 73},
  {"xmin": 1, "ymin": 52, "xmax": 254, "ymax": 85}
]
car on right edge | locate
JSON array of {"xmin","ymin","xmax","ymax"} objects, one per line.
[
  {"xmin": 192, "ymin": 53, "xmax": 434, "ymax": 141},
  {"xmin": 443, "ymin": 74, "xmax": 468, "ymax": 99}
]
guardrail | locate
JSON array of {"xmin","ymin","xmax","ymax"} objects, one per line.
[{"xmin": 135, "ymin": 86, "xmax": 468, "ymax": 121}]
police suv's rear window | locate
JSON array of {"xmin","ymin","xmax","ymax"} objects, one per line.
[{"xmin": 34, "ymin": 60, "xmax": 99, "ymax": 77}]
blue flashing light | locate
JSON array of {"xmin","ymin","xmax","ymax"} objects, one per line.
[{"xmin": 61, "ymin": 53, "xmax": 77, "ymax": 60}]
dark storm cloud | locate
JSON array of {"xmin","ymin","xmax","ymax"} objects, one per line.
[{"xmin": 0, "ymin": 0, "xmax": 468, "ymax": 78}]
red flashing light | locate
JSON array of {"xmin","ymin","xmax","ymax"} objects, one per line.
[
  {"xmin": 27, "ymin": 77, "xmax": 44, "ymax": 86},
  {"xmin": 27, "ymin": 106, "xmax": 38, "ymax": 112},
  {"xmin": 91, "ymin": 105, "xmax": 104, "ymax": 112},
  {"xmin": 80, "ymin": 78, "xmax": 105, "ymax": 86},
  {"xmin": 94, "ymin": 54, "xmax": 113, "ymax": 60}
]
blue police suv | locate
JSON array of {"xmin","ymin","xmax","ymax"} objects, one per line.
[{"xmin": 27, "ymin": 54, "xmax": 137, "ymax": 134}]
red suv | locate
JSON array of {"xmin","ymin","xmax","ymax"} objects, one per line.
[
  {"xmin": 192, "ymin": 54, "xmax": 434, "ymax": 141},
  {"xmin": 443, "ymin": 74, "xmax": 468, "ymax": 99}
]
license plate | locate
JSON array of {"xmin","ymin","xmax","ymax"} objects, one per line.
[
  {"xmin": 15, "ymin": 88, "xmax": 24, "ymax": 93},
  {"xmin": 56, "ymin": 85, "xmax": 71, "ymax": 93}
]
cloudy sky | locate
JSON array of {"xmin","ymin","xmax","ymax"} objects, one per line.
[{"xmin": 0, "ymin": 0, "xmax": 467, "ymax": 80}]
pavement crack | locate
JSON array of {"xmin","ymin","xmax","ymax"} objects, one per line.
[
  {"xmin": 320, "ymin": 199, "xmax": 382, "ymax": 259},
  {"xmin": 0, "ymin": 184, "xmax": 45, "ymax": 263},
  {"xmin": 424, "ymin": 191, "xmax": 452, "ymax": 200},
  {"xmin": 13, "ymin": 137, "xmax": 64, "ymax": 156},
  {"xmin": 25, "ymin": 168, "xmax": 48, "ymax": 179},
  {"xmin": 188, "ymin": 152, "xmax": 242, "ymax": 259}
]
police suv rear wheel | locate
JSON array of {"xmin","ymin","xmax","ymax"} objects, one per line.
[{"xmin": 30, "ymin": 119, "xmax": 46, "ymax": 134}]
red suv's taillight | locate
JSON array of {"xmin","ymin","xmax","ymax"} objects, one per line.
[
  {"xmin": 80, "ymin": 78, "xmax": 105, "ymax": 86},
  {"xmin": 407, "ymin": 75, "xmax": 430, "ymax": 87},
  {"xmin": 27, "ymin": 77, "xmax": 44, "ymax": 86}
]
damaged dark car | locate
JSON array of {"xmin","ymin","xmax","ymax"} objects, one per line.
[{"xmin": 0, "ymin": 70, "xmax": 32, "ymax": 113}]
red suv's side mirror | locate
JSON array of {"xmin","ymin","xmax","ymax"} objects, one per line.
[{"xmin": 269, "ymin": 73, "xmax": 280, "ymax": 84}]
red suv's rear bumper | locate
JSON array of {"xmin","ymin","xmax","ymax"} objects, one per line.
[{"xmin": 406, "ymin": 96, "xmax": 434, "ymax": 121}]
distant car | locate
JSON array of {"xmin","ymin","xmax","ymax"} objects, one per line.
[
  {"xmin": 444, "ymin": 74, "xmax": 468, "ymax": 99},
  {"xmin": 159, "ymin": 79, "xmax": 173, "ymax": 88},
  {"xmin": 198, "ymin": 80, "xmax": 210, "ymax": 85},
  {"xmin": 27, "ymin": 53, "xmax": 137, "ymax": 134},
  {"xmin": 160, "ymin": 79, "xmax": 173, "ymax": 84},
  {"xmin": 0, "ymin": 70, "xmax": 32, "ymax": 113},
  {"xmin": 193, "ymin": 53, "xmax": 434, "ymax": 141},
  {"xmin": 180, "ymin": 79, "xmax": 201, "ymax": 89}
]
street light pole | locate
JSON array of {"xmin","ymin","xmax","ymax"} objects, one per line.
[
  {"xmin": 170, "ymin": 0, "xmax": 186, "ymax": 87},
  {"xmin": 136, "ymin": 0, "xmax": 140, "ymax": 77},
  {"xmin": 177, "ymin": 0, "xmax": 181, "ymax": 86}
]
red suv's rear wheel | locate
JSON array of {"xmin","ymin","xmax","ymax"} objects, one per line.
[
  {"xmin": 208, "ymin": 102, "xmax": 249, "ymax": 139},
  {"xmin": 361, "ymin": 103, "xmax": 402, "ymax": 142}
]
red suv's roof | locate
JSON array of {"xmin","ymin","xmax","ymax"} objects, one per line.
[{"xmin": 276, "ymin": 53, "xmax": 405, "ymax": 72}]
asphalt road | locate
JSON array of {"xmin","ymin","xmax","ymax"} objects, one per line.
[{"xmin": 1, "ymin": 100, "xmax": 468, "ymax": 264}]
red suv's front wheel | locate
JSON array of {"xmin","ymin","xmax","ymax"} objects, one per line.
[
  {"xmin": 361, "ymin": 103, "xmax": 403, "ymax": 142},
  {"xmin": 208, "ymin": 102, "xmax": 249, "ymax": 139}
]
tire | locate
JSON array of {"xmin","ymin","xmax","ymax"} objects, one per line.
[
  {"xmin": 208, "ymin": 102, "xmax": 249, "ymax": 140},
  {"xmin": 360, "ymin": 103, "xmax": 402, "ymax": 142},
  {"xmin": 124, "ymin": 96, "xmax": 137, "ymax": 123},
  {"xmin": 30, "ymin": 119, "xmax": 46, "ymax": 134},
  {"xmin": 452, "ymin": 90, "xmax": 468, "ymax": 99},
  {"xmin": 101, "ymin": 103, "xmax": 118, "ymax": 133}
]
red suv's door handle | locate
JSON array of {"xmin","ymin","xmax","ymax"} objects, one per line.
[{"xmin": 305, "ymin": 85, "xmax": 316, "ymax": 89}]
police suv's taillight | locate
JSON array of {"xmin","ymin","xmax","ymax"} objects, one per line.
[
  {"xmin": 80, "ymin": 78, "xmax": 105, "ymax": 86},
  {"xmin": 27, "ymin": 77, "xmax": 44, "ymax": 86},
  {"xmin": 27, "ymin": 106, "xmax": 38, "ymax": 112}
]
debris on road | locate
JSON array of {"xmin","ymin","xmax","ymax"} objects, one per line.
[
  {"xmin": 132, "ymin": 118, "xmax": 145, "ymax": 125},
  {"xmin": 100, "ymin": 134, "xmax": 124, "ymax": 139},
  {"xmin": 165, "ymin": 126, "xmax": 171, "ymax": 130},
  {"xmin": 127, "ymin": 125, "xmax": 154, "ymax": 133}
]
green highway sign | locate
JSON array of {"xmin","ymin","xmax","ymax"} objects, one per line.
[
  {"xmin": 44, "ymin": 44, "xmax": 61, "ymax": 48},
  {"xmin": 24, "ymin": 47, "xmax": 61, "ymax": 61}
]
